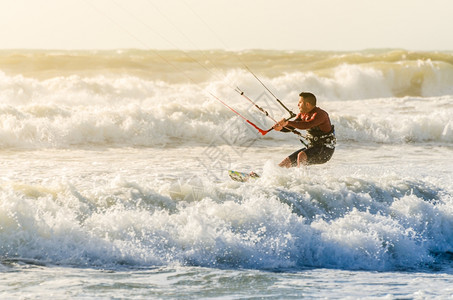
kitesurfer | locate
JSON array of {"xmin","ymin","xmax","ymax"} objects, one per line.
[{"xmin": 273, "ymin": 92, "xmax": 336, "ymax": 167}]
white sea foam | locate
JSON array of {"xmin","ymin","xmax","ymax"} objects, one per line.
[
  {"xmin": 0, "ymin": 67, "xmax": 452, "ymax": 148},
  {"xmin": 0, "ymin": 154, "xmax": 451, "ymax": 271},
  {"xmin": 0, "ymin": 49, "xmax": 452, "ymax": 276}
]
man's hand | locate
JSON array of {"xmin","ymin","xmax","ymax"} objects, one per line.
[{"xmin": 273, "ymin": 118, "xmax": 288, "ymax": 131}]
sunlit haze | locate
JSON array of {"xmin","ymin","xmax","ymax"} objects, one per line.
[{"xmin": 1, "ymin": 0, "xmax": 452, "ymax": 51}]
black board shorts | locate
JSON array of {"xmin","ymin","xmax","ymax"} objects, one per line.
[{"xmin": 288, "ymin": 146, "xmax": 335, "ymax": 166}]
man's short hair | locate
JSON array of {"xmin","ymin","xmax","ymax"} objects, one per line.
[{"xmin": 299, "ymin": 92, "xmax": 317, "ymax": 106}]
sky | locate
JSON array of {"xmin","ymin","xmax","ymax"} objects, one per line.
[{"xmin": 1, "ymin": 0, "xmax": 452, "ymax": 51}]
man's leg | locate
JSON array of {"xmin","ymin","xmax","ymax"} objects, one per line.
[
  {"xmin": 297, "ymin": 151, "xmax": 308, "ymax": 167},
  {"xmin": 279, "ymin": 148, "xmax": 306, "ymax": 168},
  {"xmin": 278, "ymin": 157, "xmax": 292, "ymax": 168}
]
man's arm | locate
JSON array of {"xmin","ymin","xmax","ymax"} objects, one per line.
[
  {"xmin": 273, "ymin": 119, "xmax": 295, "ymax": 132},
  {"xmin": 287, "ymin": 111, "xmax": 328, "ymax": 130},
  {"xmin": 273, "ymin": 113, "xmax": 301, "ymax": 132}
]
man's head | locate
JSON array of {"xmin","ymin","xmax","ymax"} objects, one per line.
[{"xmin": 298, "ymin": 92, "xmax": 317, "ymax": 113}]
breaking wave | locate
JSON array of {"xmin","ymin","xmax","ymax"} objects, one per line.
[
  {"xmin": 0, "ymin": 49, "xmax": 452, "ymax": 149},
  {"xmin": 0, "ymin": 163, "xmax": 452, "ymax": 271}
]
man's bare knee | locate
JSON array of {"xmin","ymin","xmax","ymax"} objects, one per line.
[
  {"xmin": 297, "ymin": 151, "xmax": 308, "ymax": 167},
  {"xmin": 278, "ymin": 157, "xmax": 292, "ymax": 168}
]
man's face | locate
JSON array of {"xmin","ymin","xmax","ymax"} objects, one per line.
[{"xmin": 298, "ymin": 97, "xmax": 311, "ymax": 113}]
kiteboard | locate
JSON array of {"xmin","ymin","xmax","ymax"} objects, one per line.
[{"xmin": 228, "ymin": 170, "xmax": 260, "ymax": 182}]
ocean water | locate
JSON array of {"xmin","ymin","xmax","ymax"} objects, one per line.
[{"xmin": 0, "ymin": 49, "xmax": 452, "ymax": 299}]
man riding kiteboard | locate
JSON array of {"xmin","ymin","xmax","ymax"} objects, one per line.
[{"xmin": 273, "ymin": 92, "xmax": 336, "ymax": 167}]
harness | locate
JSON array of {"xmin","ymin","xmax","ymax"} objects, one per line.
[{"xmin": 304, "ymin": 125, "xmax": 336, "ymax": 149}]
